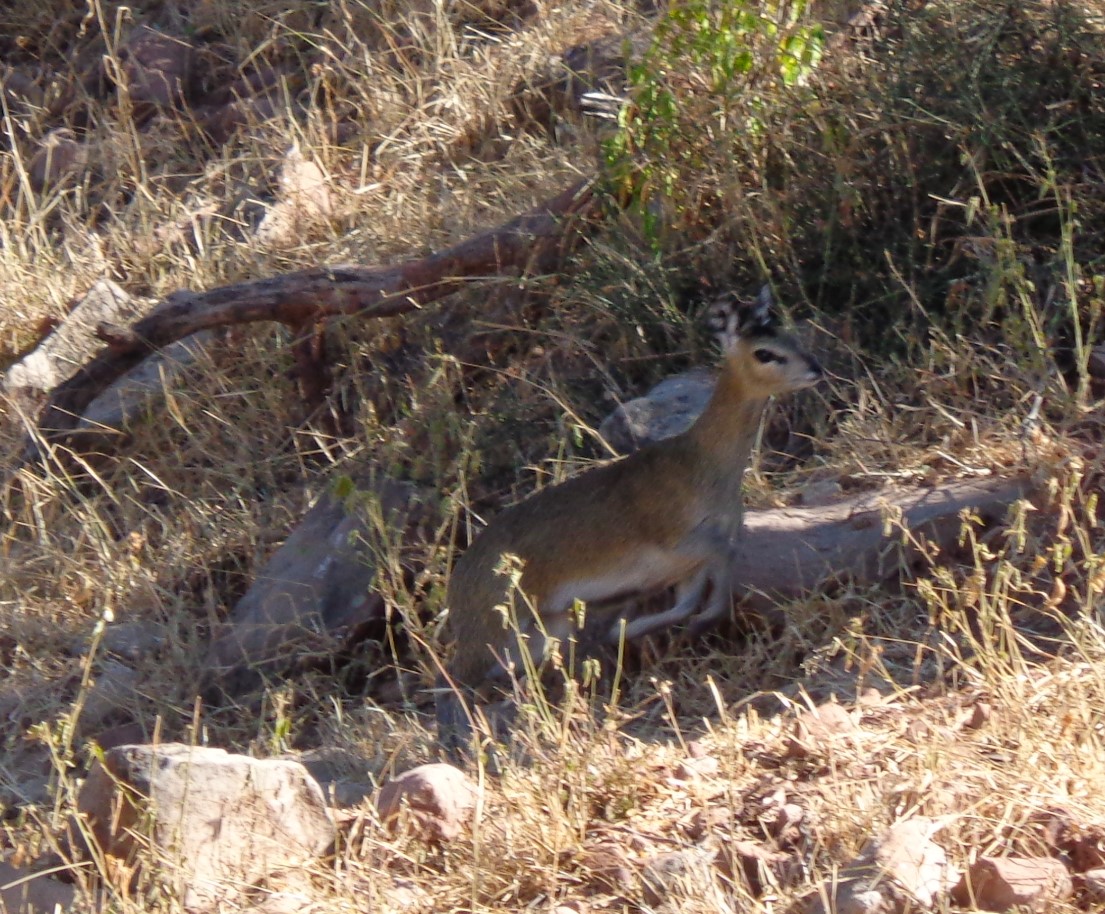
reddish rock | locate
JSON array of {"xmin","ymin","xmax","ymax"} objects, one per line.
[
  {"xmin": 724, "ymin": 839, "xmax": 797, "ymax": 896},
  {"xmin": 952, "ymin": 856, "xmax": 1072, "ymax": 911},
  {"xmin": 375, "ymin": 763, "xmax": 478, "ymax": 843},
  {"xmin": 575, "ymin": 842, "xmax": 637, "ymax": 896},
  {"xmin": 117, "ymin": 26, "xmax": 196, "ymax": 112},
  {"xmin": 786, "ymin": 701, "xmax": 860, "ymax": 758},
  {"xmin": 965, "ymin": 700, "xmax": 992, "ymax": 730},
  {"xmin": 1040, "ymin": 809, "xmax": 1105, "ymax": 871}
]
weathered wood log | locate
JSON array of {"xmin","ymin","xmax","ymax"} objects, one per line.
[
  {"xmin": 735, "ymin": 474, "xmax": 1036, "ymax": 611},
  {"xmin": 203, "ymin": 471, "xmax": 1036, "ymax": 701},
  {"xmin": 22, "ymin": 178, "xmax": 597, "ymax": 462}
]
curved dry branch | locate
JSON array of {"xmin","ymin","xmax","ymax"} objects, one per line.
[{"xmin": 25, "ymin": 178, "xmax": 598, "ymax": 460}]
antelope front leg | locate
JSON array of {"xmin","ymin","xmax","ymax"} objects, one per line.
[
  {"xmin": 608, "ymin": 566, "xmax": 711, "ymax": 643},
  {"xmin": 686, "ymin": 560, "xmax": 734, "ymax": 637}
]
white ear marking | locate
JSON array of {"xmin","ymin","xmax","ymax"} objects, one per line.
[{"xmin": 707, "ymin": 293, "xmax": 741, "ymax": 350}]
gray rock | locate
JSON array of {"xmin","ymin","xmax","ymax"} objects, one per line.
[
  {"xmin": 599, "ymin": 368, "xmax": 716, "ymax": 454},
  {"xmin": 77, "ymin": 331, "xmax": 214, "ymax": 435},
  {"xmin": 77, "ymin": 658, "xmax": 141, "ymax": 731},
  {"xmin": 0, "ymin": 861, "xmax": 76, "ymax": 913},
  {"xmin": 204, "ymin": 479, "xmax": 426, "ymax": 700},
  {"xmin": 97, "ymin": 620, "xmax": 167, "ymax": 661},
  {"xmin": 117, "ymin": 25, "xmax": 197, "ymax": 112},
  {"xmin": 28, "ymin": 128, "xmax": 89, "ymax": 192},
  {"xmin": 2, "ymin": 279, "xmax": 213, "ymax": 450}
]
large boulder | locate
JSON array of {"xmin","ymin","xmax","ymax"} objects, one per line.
[{"xmin": 77, "ymin": 743, "xmax": 335, "ymax": 912}]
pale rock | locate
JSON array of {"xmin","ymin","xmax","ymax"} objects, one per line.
[
  {"xmin": 2, "ymin": 278, "xmax": 213, "ymax": 454},
  {"xmin": 799, "ymin": 478, "xmax": 844, "ymax": 506},
  {"xmin": 244, "ymin": 890, "xmax": 316, "ymax": 914},
  {"xmin": 951, "ymin": 856, "xmax": 1072, "ymax": 911},
  {"xmin": 3, "ymin": 280, "xmax": 143, "ymax": 394},
  {"xmin": 77, "ymin": 743, "xmax": 334, "ymax": 912},
  {"xmin": 803, "ymin": 817, "xmax": 957, "ymax": 914},
  {"xmin": 255, "ymin": 146, "xmax": 333, "ymax": 246},
  {"xmin": 381, "ymin": 878, "xmax": 432, "ymax": 912},
  {"xmin": 674, "ymin": 755, "xmax": 720, "ymax": 780},
  {"xmin": 375, "ymin": 763, "xmax": 478, "ymax": 843},
  {"xmin": 1081, "ymin": 867, "xmax": 1105, "ymax": 904}
]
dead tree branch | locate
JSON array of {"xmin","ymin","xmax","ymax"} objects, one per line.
[{"xmin": 24, "ymin": 178, "xmax": 598, "ymax": 461}]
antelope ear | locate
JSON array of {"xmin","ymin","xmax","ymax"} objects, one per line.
[
  {"xmin": 735, "ymin": 284, "xmax": 776, "ymax": 337},
  {"xmin": 706, "ymin": 292, "xmax": 742, "ymax": 350},
  {"xmin": 755, "ymin": 284, "xmax": 774, "ymax": 319}
]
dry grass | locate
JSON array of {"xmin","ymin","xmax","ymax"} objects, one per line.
[{"xmin": 2, "ymin": 0, "xmax": 1105, "ymax": 911}]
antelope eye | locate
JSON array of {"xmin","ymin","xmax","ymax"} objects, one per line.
[{"xmin": 754, "ymin": 348, "xmax": 782, "ymax": 364}]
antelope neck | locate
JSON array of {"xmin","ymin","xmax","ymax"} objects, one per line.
[{"xmin": 686, "ymin": 365, "xmax": 767, "ymax": 471}]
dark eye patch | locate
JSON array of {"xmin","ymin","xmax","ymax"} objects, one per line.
[{"xmin": 754, "ymin": 348, "xmax": 783, "ymax": 364}]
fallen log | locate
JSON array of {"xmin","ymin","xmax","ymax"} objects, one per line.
[
  {"xmin": 203, "ymin": 471, "xmax": 1036, "ymax": 702},
  {"xmin": 735, "ymin": 474, "xmax": 1036, "ymax": 610}
]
